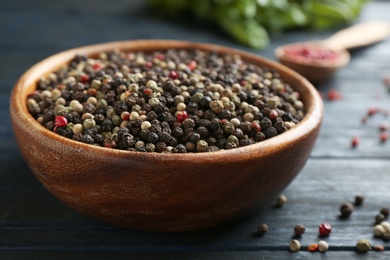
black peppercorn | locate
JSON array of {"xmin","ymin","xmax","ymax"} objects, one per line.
[
  {"xmin": 158, "ymin": 131, "xmax": 171, "ymax": 144},
  {"xmin": 375, "ymin": 214, "xmax": 386, "ymax": 224},
  {"xmin": 340, "ymin": 203, "xmax": 354, "ymax": 218},
  {"xmin": 294, "ymin": 225, "xmax": 305, "ymax": 236},
  {"xmin": 80, "ymin": 134, "xmax": 95, "ymax": 144},
  {"xmin": 354, "ymin": 194, "xmax": 365, "ymax": 206},
  {"xmin": 256, "ymin": 223, "xmax": 269, "ymax": 236},
  {"xmin": 381, "ymin": 208, "xmax": 390, "ymax": 218},
  {"xmin": 146, "ymin": 132, "xmax": 159, "ymax": 144},
  {"xmin": 263, "ymin": 126, "xmax": 277, "ymax": 138},
  {"xmin": 155, "ymin": 142, "xmax": 167, "ymax": 153},
  {"xmin": 197, "ymin": 126, "xmax": 209, "ymax": 139}
]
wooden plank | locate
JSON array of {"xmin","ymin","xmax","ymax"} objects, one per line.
[
  {"xmin": 0, "ymin": 251, "xmax": 388, "ymax": 260},
  {"xmin": 0, "ymin": 159, "xmax": 389, "ymax": 253}
]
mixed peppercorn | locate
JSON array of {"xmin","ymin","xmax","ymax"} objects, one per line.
[
  {"xmin": 258, "ymin": 194, "xmax": 388, "ymax": 253},
  {"xmin": 27, "ymin": 49, "xmax": 305, "ymax": 153}
]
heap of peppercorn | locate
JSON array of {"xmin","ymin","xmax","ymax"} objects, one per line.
[{"xmin": 27, "ymin": 49, "xmax": 305, "ymax": 153}]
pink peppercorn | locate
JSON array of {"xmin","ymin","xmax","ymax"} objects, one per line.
[
  {"xmin": 55, "ymin": 115, "xmax": 68, "ymax": 127},
  {"xmin": 92, "ymin": 62, "xmax": 103, "ymax": 71},
  {"xmin": 176, "ymin": 111, "xmax": 188, "ymax": 123},
  {"xmin": 327, "ymin": 89, "xmax": 342, "ymax": 101},
  {"xmin": 155, "ymin": 54, "xmax": 165, "ymax": 61},
  {"xmin": 187, "ymin": 60, "xmax": 197, "ymax": 71},
  {"xmin": 319, "ymin": 223, "xmax": 332, "ymax": 236},
  {"xmin": 269, "ymin": 110, "xmax": 278, "ymax": 120},
  {"xmin": 143, "ymin": 89, "xmax": 153, "ymax": 96},
  {"xmin": 368, "ymin": 107, "xmax": 378, "ymax": 116},
  {"xmin": 121, "ymin": 112, "xmax": 130, "ymax": 121},
  {"xmin": 145, "ymin": 61, "xmax": 153, "ymax": 68},
  {"xmin": 79, "ymin": 74, "xmax": 89, "ymax": 84},
  {"xmin": 380, "ymin": 132, "xmax": 388, "ymax": 143},
  {"xmin": 308, "ymin": 243, "xmax": 319, "ymax": 252},
  {"xmin": 169, "ymin": 70, "xmax": 178, "ymax": 80},
  {"xmin": 379, "ymin": 124, "xmax": 388, "ymax": 132},
  {"xmin": 351, "ymin": 136, "xmax": 360, "ymax": 148},
  {"xmin": 251, "ymin": 122, "xmax": 262, "ymax": 132}
]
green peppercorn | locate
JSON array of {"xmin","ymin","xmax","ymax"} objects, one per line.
[
  {"xmin": 210, "ymin": 100, "xmax": 224, "ymax": 113},
  {"xmin": 83, "ymin": 119, "xmax": 96, "ymax": 129},
  {"xmin": 227, "ymin": 135, "xmax": 239, "ymax": 146},
  {"xmin": 220, "ymin": 121, "xmax": 232, "ymax": 133},
  {"xmin": 356, "ymin": 239, "xmax": 371, "ymax": 253},
  {"xmin": 111, "ymin": 115, "xmax": 122, "ymax": 126},
  {"xmin": 196, "ymin": 140, "xmax": 208, "ymax": 152}
]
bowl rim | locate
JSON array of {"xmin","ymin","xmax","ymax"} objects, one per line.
[{"xmin": 10, "ymin": 39, "xmax": 324, "ymax": 163}]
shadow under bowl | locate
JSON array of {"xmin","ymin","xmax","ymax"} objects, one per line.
[{"xmin": 10, "ymin": 40, "xmax": 323, "ymax": 232}]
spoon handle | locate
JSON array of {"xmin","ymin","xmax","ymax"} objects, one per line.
[{"xmin": 324, "ymin": 21, "xmax": 390, "ymax": 50}]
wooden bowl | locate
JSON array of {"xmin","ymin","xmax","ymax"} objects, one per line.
[{"xmin": 10, "ymin": 40, "xmax": 323, "ymax": 232}]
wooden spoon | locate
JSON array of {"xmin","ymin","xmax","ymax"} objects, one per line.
[{"xmin": 275, "ymin": 21, "xmax": 390, "ymax": 83}]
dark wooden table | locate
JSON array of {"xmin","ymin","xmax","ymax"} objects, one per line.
[{"xmin": 2, "ymin": 1, "xmax": 390, "ymax": 259}]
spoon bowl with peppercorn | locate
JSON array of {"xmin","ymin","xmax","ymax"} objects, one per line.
[
  {"xmin": 10, "ymin": 40, "xmax": 323, "ymax": 232},
  {"xmin": 275, "ymin": 21, "xmax": 390, "ymax": 84}
]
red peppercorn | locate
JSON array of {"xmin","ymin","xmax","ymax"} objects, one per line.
[
  {"xmin": 104, "ymin": 139, "xmax": 117, "ymax": 149},
  {"xmin": 177, "ymin": 111, "xmax": 188, "ymax": 123},
  {"xmin": 55, "ymin": 115, "xmax": 68, "ymax": 127},
  {"xmin": 351, "ymin": 136, "xmax": 360, "ymax": 148},
  {"xmin": 379, "ymin": 124, "xmax": 388, "ymax": 132},
  {"xmin": 121, "ymin": 111, "xmax": 130, "ymax": 121},
  {"xmin": 155, "ymin": 53, "xmax": 165, "ymax": 61},
  {"xmin": 308, "ymin": 243, "xmax": 319, "ymax": 252},
  {"xmin": 221, "ymin": 119, "xmax": 229, "ymax": 125},
  {"xmin": 143, "ymin": 88, "xmax": 153, "ymax": 96},
  {"xmin": 187, "ymin": 60, "xmax": 197, "ymax": 71},
  {"xmin": 87, "ymin": 88, "xmax": 97, "ymax": 96},
  {"xmin": 79, "ymin": 74, "xmax": 89, "ymax": 84},
  {"xmin": 327, "ymin": 89, "xmax": 342, "ymax": 101},
  {"xmin": 269, "ymin": 109, "xmax": 278, "ymax": 120},
  {"xmin": 240, "ymin": 80, "xmax": 247, "ymax": 86},
  {"xmin": 92, "ymin": 62, "xmax": 103, "ymax": 71},
  {"xmin": 169, "ymin": 70, "xmax": 178, "ymax": 80},
  {"xmin": 380, "ymin": 132, "xmax": 388, "ymax": 143},
  {"xmin": 368, "ymin": 107, "xmax": 378, "ymax": 116},
  {"xmin": 319, "ymin": 223, "xmax": 332, "ymax": 236},
  {"xmin": 145, "ymin": 61, "xmax": 153, "ymax": 68},
  {"xmin": 251, "ymin": 122, "xmax": 262, "ymax": 132}
]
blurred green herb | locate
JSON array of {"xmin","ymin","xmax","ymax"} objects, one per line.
[{"xmin": 148, "ymin": 0, "xmax": 369, "ymax": 49}]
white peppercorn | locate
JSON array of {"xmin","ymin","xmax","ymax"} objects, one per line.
[
  {"xmin": 318, "ymin": 241, "xmax": 329, "ymax": 252},
  {"xmin": 177, "ymin": 102, "xmax": 186, "ymax": 111},
  {"xmin": 289, "ymin": 239, "xmax": 301, "ymax": 252},
  {"xmin": 230, "ymin": 118, "xmax": 240, "ymax": 128},
  {"xmin": 373, "ymin": 224, "xmax": 385, "ymax": 237},
  {"xmin": 130, "ymin": 111, "xmax": 139, "ymax": 120},
  {"xmin": 72, "ymin": 123, "xmax": 84, "ymax": 135},
  {"xmin": 141, "ymin": 121, "xmax": 152, "ymax": 130}
]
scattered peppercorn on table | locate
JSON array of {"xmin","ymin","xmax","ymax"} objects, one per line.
[{"xmin": 2, "ymin": 0, "xmax": 390, "ymax": 259}]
